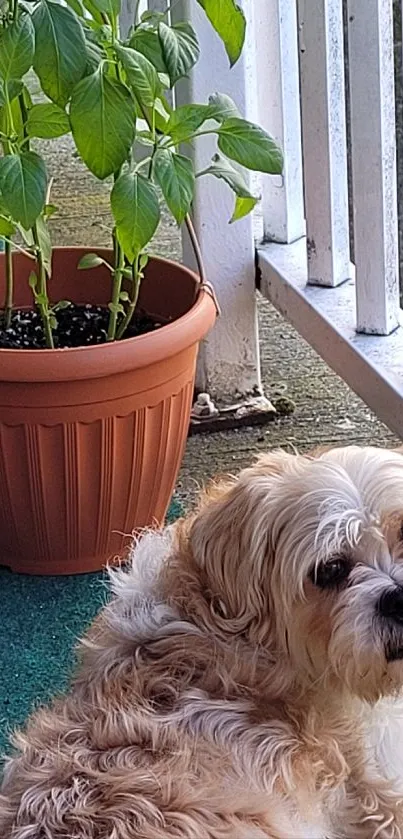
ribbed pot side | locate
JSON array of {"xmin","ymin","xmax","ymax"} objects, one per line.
[{"xmin": 0, "ymin": 248, "xmax": 216, "ymax": 574}]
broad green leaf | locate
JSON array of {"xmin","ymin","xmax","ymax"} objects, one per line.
[
  {"xmin": 0, "ymin": 14, "xmax": 35, "ymax": 80},
  {"xmin": 70, "ymin": 69, "xmax": 135, "ymax": 180},
  {"xmin": 64, "ymin": 0, "xmax": 86, "ymax": 17},
  {"xmin": 139, "ymin": 252, "xmax": 149, "ymax": 271},
  {"xmin": 158, "ymin": 21, "xmax": 199, "ymax": 85},
  {"xmin": 230, "ymin": 195, "xmax": 258, "ymax": 223},
  {"xmin": 201, "ymin": 153, "xmax": 254, "ymax": 197},
  {"xmin": 140, "ymin": 10, "xmax": 165, "ymax": 24},
  {"xmin": 0, "ymin": 214, "xmax": 15, "ymax": 236},
  {"xmin": 158, "ymin": 71, "xmax": 170, "ymax": 90},
  {"xmin": 115, "ymin": 45, "xmax": 160, "ymax": 107},
  {"xmin": 129, "ymin": 27, "xmax": 167, "ymax": 74},
  {"xmin": 137, "ymin": 130, "xmax": 154, "ymax": 146},
  {"xmin": 85, "ymin": 24, "xmax": 111, "ymax": 45},
  {"xmin": 35, "ymin": 214, "xmax": 52, "ymax": 275},
  {"xmin": 26, "ymin": 103, "xmax": 70, "ymax": 139},
  {"xmin": 78, "ymin": 252, "xmax": 103, "ymax": 269},
  {"xmin": 28, "ymin": 271, "xmax": 38, "ymax": 290},
  {"xmin": 0, "ymin": 78, "xmax": 23, "ymax": 111},
  {"xmin": 84, "ymin": 39, "xmax": 104, "ymax": 75},
  {"xmin": 35, "ymin": 292, "xmax": 49, "ymax": 308},
  {"xmin": 0, "ymin": 94, "xmax": 24, "ymax": 140},
  {"xmin": 54, "ymin": 300, "xmax": 71, "ymax": 311},
  {"xmin": 196, "ymin": 0, "xmax": 245, "ymax": 66},
  {"xmin": 22, "ymin": 83, "xmax": 33, "ymax": 111},
  {"xmin": 81, "ymin": 0, "xmax": 104, "ymax": 24},
  {"xmin": 7, "ymin": 79, "xmax": 23, "ymax": 102},
  {"xmin": 200, "ymin": 154, "xmax": 259, "ymax": 222},
  {"xmin": 108, "ymin": 301, "xmax": 124, "ymax": 315},
  {"xmin": 153, "ymin": 149, "xmax": 194, "ymax": 225},
  {"xmin": 154, "ymin": 95, "xmax": 171, "ymax": 126},
  {"xmin": 0, "ymin": 198, "xmax": 11, "ymax": 217},
  {"xmin": 132, "ymin": 89, "xmax": 169, "ymax": 125},
  {"xmin": 0, "ymin": 152, "xmax": 47, "ymax": 229},
  {"xmin": 218, "ymin": 118, "xmax": 283, "ymax": 174},
  {"xmin": 43, "ymin": 203, "xmax": 57, "ymax": 218},
  {"xmin": 83, "ymin": 0, "xmax": 120, "ymax": 17},
  {"xmin": 111, "ymin": 171, "xmax": 160, "ymax": 262},
  {"xmin": 33, "ymin": 0, "xmax": 87, "ymax": 107},
  {"xmin": 135, "ymin": 95, "xmax": 170, "ymax": 133},
  {"xmin": 0, "ymin": 79, "xmax": 22, "ymax": 108},
  {"xmin": 18, "ymin": 224, "xmax": 34, "ymax": 247},
  {"xmin": 164, "ymin": 103, "xmax": 211, "ymax": 144},
  {"xmin": 208, "ymin": 92, "xmax": 240, "ymax": 122}
]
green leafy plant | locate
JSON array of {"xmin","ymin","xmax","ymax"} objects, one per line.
[{"xmin": 0, "ymin": 0, "xmax": 283, "ymax": 347}]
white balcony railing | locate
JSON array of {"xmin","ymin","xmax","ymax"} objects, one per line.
[
  {"xmin": 257, "ymin": 0, "xmax": 403, "ymax": 436},
  {"xmin": 121, "ymin": 0, "xmax": 403, "ymax": 434}
]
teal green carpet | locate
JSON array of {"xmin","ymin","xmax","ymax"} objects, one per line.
[{"xmin": 0, "ymin": 498, "xmax": 183, "ymax": 759}]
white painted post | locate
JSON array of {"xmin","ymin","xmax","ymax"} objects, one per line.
[
  {"xmin": 298, "ymin": 0, "xmax": 352, "ymax": 287},
  {"xmin": 254, "ymin": 0, "xmax": 305, "ymax": 244},
  {"xmin": 172, "ymin": 0, "xmax": 262, "ymax": 401},
  {"xmin": 347, "ymin": 0, "xmax": 400, "ymax": 335}
]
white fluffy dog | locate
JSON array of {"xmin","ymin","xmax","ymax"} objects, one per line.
[{"xmin": 2, "ymin": 445, "xmax": 403, "ymax": 837}]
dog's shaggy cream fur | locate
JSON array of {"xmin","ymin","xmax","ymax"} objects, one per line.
[{"xmin": 4, "ymin": 446, "xmax": 403, "ymax": 837}]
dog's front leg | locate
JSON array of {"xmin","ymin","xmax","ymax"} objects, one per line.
[{"xmin": 337, "ymin": 774, "xmax": 403, "ymax": 839}]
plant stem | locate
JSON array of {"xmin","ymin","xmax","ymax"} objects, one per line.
[
  {"xmin": 16, "ymin": 92, "xmax": 55, "ymax": 345},
  {"xmin": 1, "ymin": 236, "xmax": 35, "ymax": 259},
  {"xmin": 133, "ymin": 0, "xmax": 140, "ymax": 27},
  {"xmin": 116, "ymin": 256, "xmax": 141, "ymax": 340},
  {"xmin": 163, "ymin": 129, "xmax": 219, "ymax": 150},
  {"xmin": 185, "ymin": 213, "xmax": 206, "ymax": 283},
  {"xmin": 18, "ymin": 90, "xmax": 28, "ymax": 129},
  {"xmin": 107, "ymin": 237, "xmax": 125, "ymax": 341},
  {"xmin": 110, "ymin": 11, "xmax": 118, "ymax": 39},
  {"xmin": 107, "ymin": 166, "xmax": 126, "ymax": 341},
  {"xmin": 148, "ymin": 139, "xmax": 157, "ymax": 178},
  {"xmin": 32, "ymin": 224, "xmax": 54, "ymax": 349},
  {"xmin": 110, "ymin": 12, "xmax": 123, "ymax": 83},
  {"xmin": 5, "ymin": 91, "xmax": 15, "ymax": 139},
  {"xmin": 137, "ymin": 100, "xmax": 208, "ymax": 290},
  {"xmin": 4, "ymin": 238, "xmax": 13, "ymax": 327},
  {"xmin": 1, "ymin": 90, "xmax": 14, "ymax": 326}
]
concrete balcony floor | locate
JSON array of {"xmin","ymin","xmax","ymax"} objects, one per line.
[{"xmin": 43, "ymin": 133, "xmax": 399, "ymax": 511}]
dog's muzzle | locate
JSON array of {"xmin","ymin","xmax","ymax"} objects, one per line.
[{"xmin": 378, "ymin": 587, "xmax": 403, "ymax": 662}]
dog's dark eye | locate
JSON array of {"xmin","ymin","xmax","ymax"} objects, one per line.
[{"xmin": 309, "ymin": 556, "xmax": 352, "ymax": 589}]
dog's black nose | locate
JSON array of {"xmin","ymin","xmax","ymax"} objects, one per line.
[{"xmin": 378, "ymin": 588, "xmax": 403, "ymax": 624}]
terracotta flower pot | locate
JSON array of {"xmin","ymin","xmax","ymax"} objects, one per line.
[{"xmin": 0, "ymin": 247, "xmax": 216, "ymax": 575}]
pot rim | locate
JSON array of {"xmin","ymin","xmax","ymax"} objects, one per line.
[{"xmin": 0, "ymin": 249, "xmax": 217, "ymax": 383}]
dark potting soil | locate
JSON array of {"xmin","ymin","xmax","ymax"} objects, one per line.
[{"xmin": 0, "ymin": 304, "xmax": 169, "ymax": 349}]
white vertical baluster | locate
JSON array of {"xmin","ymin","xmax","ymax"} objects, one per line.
[
  {"xmin": 171, "ymin": 0, "xmax": 262, "ymax": 400},
  {"xmin": 347, "ymin": 0, "xmax": 400, "ymax": 334},
  {"xmin": 255, "ymin": 0, "xmax": 305, "ymax": 244},
  {"xmin": 298, "ymin": 0, "xmax": 351, "ymax": 287}
]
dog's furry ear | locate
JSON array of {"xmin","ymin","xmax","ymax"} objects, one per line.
[{"xmin": 187, "ymin": 450, "xmax": 295, "ymax": 633}]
